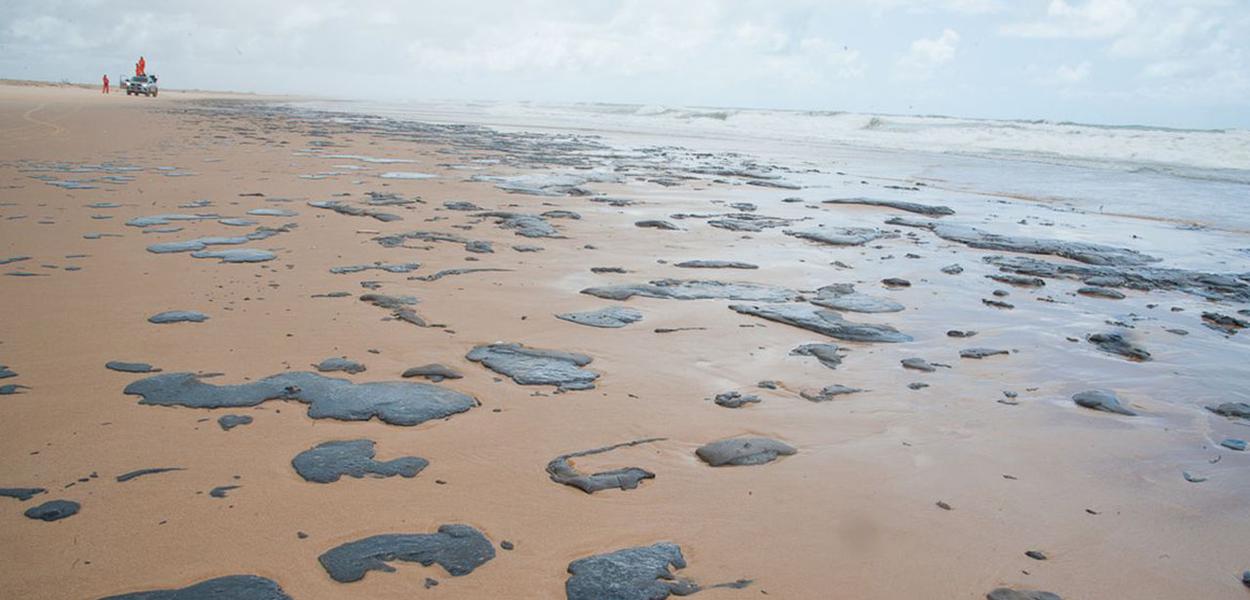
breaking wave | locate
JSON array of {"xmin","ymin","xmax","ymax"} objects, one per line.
[
  {"xmin": 531, "ymin": 103, "xmax": 1250, "ymax": 183},
  {"xmin": 303, "ymin": 97, "xmax": 1250, "ymax": 184}
]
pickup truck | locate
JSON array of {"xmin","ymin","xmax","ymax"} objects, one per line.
[{"xmin": 126, "ymin": 75, "xmax": 159, "ymax": 97}]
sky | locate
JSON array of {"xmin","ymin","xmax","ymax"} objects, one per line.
[{"xmin": 1, "ymin": 0, "xmax": 1247, "ymax": 129}]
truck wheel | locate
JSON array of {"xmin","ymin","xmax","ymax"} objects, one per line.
[{"xmin": 152, "ymin": 91, "xmax": 157, "ymax": 98}]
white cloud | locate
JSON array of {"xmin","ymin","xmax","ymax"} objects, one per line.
[
  {"xmin": 1002, "ymin": 1, "xmax": 1249, "ymax": 107},
  {"xmin": 276, "ymin": 4, "xmax": 348, "ymax": 34},
  {"xmin": 1000, "ymin": 0, "xmax": 1137, "ymax": 39},
  {"xmin": 896, "ymin": 28, "xmax": 960, "ymax": 80},
  {"xmin": 5, "ymin": 15, "xmax": 91, "ymax": 49},
  {"xmin": 944, "ymin": 0, "xmax": 1004, "ymax": 12},
  {"xmin": 749, "ymin": 37, "xmax": 866, "ymax": 87},
  {"xmin": 733, "ymin": 22, "xmax": 792, "ymax": 53},
  {"xmin": 799, "ymin": 38, "xmax": 866, "ymax": 79},
  {"xmin": 871, "ymin": 0, "xmax": 1003, "ymax": 14},
  {"xmin": 1108, "ymin": 4, "xmax": 1222, "ymax": 60},
  {"xmin": 0, "ymin": 0, "xmax": 1247, "ymax": 127},
  {"xmin": 1055, "ymin": 61, "xmax": 1092, "ymax": 82},
  {"xmin": 402, "ymin": 2, "xmax": 723, "ymax": 76},
  {"xmin": 1034, "ymin": 61, "xmax": 1092, "ymax": 85}
]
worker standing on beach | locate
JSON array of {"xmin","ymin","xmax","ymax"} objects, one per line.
[{"xmin": 101, "ymin": 74, "xmax": 109, "ymax": 94}]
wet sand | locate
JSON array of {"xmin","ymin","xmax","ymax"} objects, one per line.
[{"xmin": 1, "ymin": 82, "xmax": 1248, "ymax": 599}]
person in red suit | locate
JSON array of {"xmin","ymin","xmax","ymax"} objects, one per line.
[
  {"xmin": 102, "ymin": 74, "xmax": 109, "ymax": 94},
  {"xmin": 137, "ymin": 56, "xmax": 146, "ymax": 76}
]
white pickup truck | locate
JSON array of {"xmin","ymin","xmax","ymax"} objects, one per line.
[{"xmin": 125, "ymin": 75, "xmax": 159, "ymax": 97}]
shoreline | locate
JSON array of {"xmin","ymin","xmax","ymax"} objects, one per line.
[
  {"xmin": 0, "ymin": 83, "xmax": 1247, "ymax": 599},
  {"xmin": 0, "ymin": 77, "xmax": 308, "ymax": 103}
]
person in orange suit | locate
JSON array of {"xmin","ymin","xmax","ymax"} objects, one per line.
[
  {"xmin": 137, "ymin": 56, "xmax": 146, "ymax": 76},
  {"xmin": 102, "ymin": 74, "xmax": 109, "ymax": 94}
]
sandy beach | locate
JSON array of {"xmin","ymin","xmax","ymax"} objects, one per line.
[{"xmin": 1, "ymin": 81, "xmax": 1248, "ymax": 599}]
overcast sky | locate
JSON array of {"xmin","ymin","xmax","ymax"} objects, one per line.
[{"xmin": 1, "ymin": 0, "xmax": 1247, "ymax": 128}]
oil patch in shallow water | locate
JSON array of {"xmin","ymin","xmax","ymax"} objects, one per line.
[
  {"xmin": 465, "ymin": 240, "xmax": 494, "ymax": 253},
  {"xmin": 546, "ymin": 437, "xmax": 666, "ymax": 493},
  {"xmin": 359, "ymin": 293, "xmax": 427, "ymax": 327},
  {"xmin": 246, "ymin": 208, "xmax": 298, "ymax": 217},
  {"xmin": 556, "ymin": 306, "xmax": 643, "ymax": 328},
  {"xmin": 190, "ymin": 248, "xmax": 276, "ymax": 263},
  {"xmin": 1073, "ymin": 389, "xmax": 1138, "ymax": 416},
  {"xmin": 24, "ymin": 499, "xmax": 79, "ymax": 521},
  {"xmin": 0, "ymin": 488, "xmax": 46, "ymax": 501},
  {"xmin": 313, "ymin": 357, "xmax": 367, "ymax": 374},
  {"xmin": 474, "ymin": 211, "xmax": 561, "ymax": 238},
  {"xmin": 730, "ymin": 304, "xmax": 912, "ymax": 343},
  {"xmin": 985, "ymin": 589, "xmax": 1062, "ymax": 600},
  {"xmin": 105, "ymin": 361, "xmax": 160, "ymax": 373},
  {"xmin": 116, "ymin": 467, "xmax": 184, "ymax": 482},
  {"xmin": 784, "ymin": 227, "xmax": 887, "ymax": 247},
  {"xmin": 635, "ymin": 219, "xmax": 681, "ymax": 231},
  {"xmin": 309, "ymin": 200, "xmax": 403, "ymax": 222},
  {"xmin": 790, "ymin": 343, "xmax": 844, "ymax": 369},
  {"xmin": 379, "ymin": 171, "xmax": 437, "ymax": 180},
  {"xmin": 209, "ymin": 485, "xmax": 239, "ymax": 498},
  {"xmin": 822, "ymin": 197, "xmax": 955, "ymax": 216},
  {"xmin": 808, "ymin": 283, "xmax": 904, "ymax": 313},
  {"xmin": 324, "ymin": 154, "xmax": 416, "ymax": 164},
  {"xmin": 401, "ymin": 363, "xmax": 462, "ymax": 381},
  {"xmin": 673, "ymin": 260, "xmax": 758, "ymax": 269},
  {"xmin": 890, "ymin": 217, "xmax": 1157, "ymax": 266},
  {"xmin": 125, "ymin": 214, "xmax": 218, "ymax": 228},
  {"xmin": 696, "ymin": 437, "xmax": 796, "ymax": 466},
  {"xmin": 218, "ymin": 218, "xmax": 257, "ymax": 227},
  {"xmin": 217, "ymin": 414, "xmax": 253, "ymax": 430},
  {"xmin": 147, "ymin": 236, "xmax": 250, "ymax": 254},
  {"xmin": 471, "ymin": 171, "xmax": 618, "ymax": 196},
  {"xmin": 100, "ymin": 575, "xmax": 293, "ymax": 599},
  {"xmin": 443, "ymin": 200, "xmax": 481, "ymax": 211},
  {"xmin": 1086, "ymin": 332, "xmax": 1151, "ymax": 361},
  {"xmin": 566, "ymin": 542, "xmax": 751, "ymax": 600},
  {"xmin": 373, "ymin": 230, "xmax": 469, "ymax": 248},
  {"xmin": 408, "ymin": 268, "xmax": 511, "ymax": 282},
  {"xmin": 959, "ymin": 347, "xmax": 1010, "ymax": 359},
  {"xmin": 466, "ymin": 343, "xmax": 599, "ymax": 391},
  {"xmin": 713, "ymin": 391, "xmax": 761, "ymax": 408},
  {"xmin": 147, "ymin": 311, "xmax": 208, "ymax": 324},
  {"xmin": 583, "ymin": 279, "xmax": 799, "ymax": 302},
  {"xmin": 985, "ymin": 254, "xmax": 1250, "ymax": 303},
  {"xmin": 123, "ymin": 372, "xmax": 477, "ymax": 426},
  {"xmin": 291, "ymin": 439, "xmax": 428, "ymax": 483},
  {"xmin": 318, "ymin": 524, "xmax": 495, "ymax": 583}
]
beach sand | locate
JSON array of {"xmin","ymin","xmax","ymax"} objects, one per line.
[{"xmin": 1, "ymin": 82, "xmax": 1248, "ymax": 599}]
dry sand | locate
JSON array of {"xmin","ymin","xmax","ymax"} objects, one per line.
[{"xmin": 0, "ymin": 82, "xmax": 1248, "ymax": 599}]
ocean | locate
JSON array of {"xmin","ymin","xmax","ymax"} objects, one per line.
[{"xmin": 297, "ymin": 98, "xmax": 1250, "ymax": 232}]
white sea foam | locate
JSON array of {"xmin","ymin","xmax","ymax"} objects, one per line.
[
  {"xmin": 293, "ymin": 97, "xmax": 1250, "ymax": 229},
  {"xmin": 379, "ymin": 172, "xmax": 437, "ymax": 180},
  {"xmin": 475, "ymin": 102, "xmax": 1250, "ymax": 179},
  {"xmin": 318, "ymin": 99, "xmax": 1248, "ymax": 180}
]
